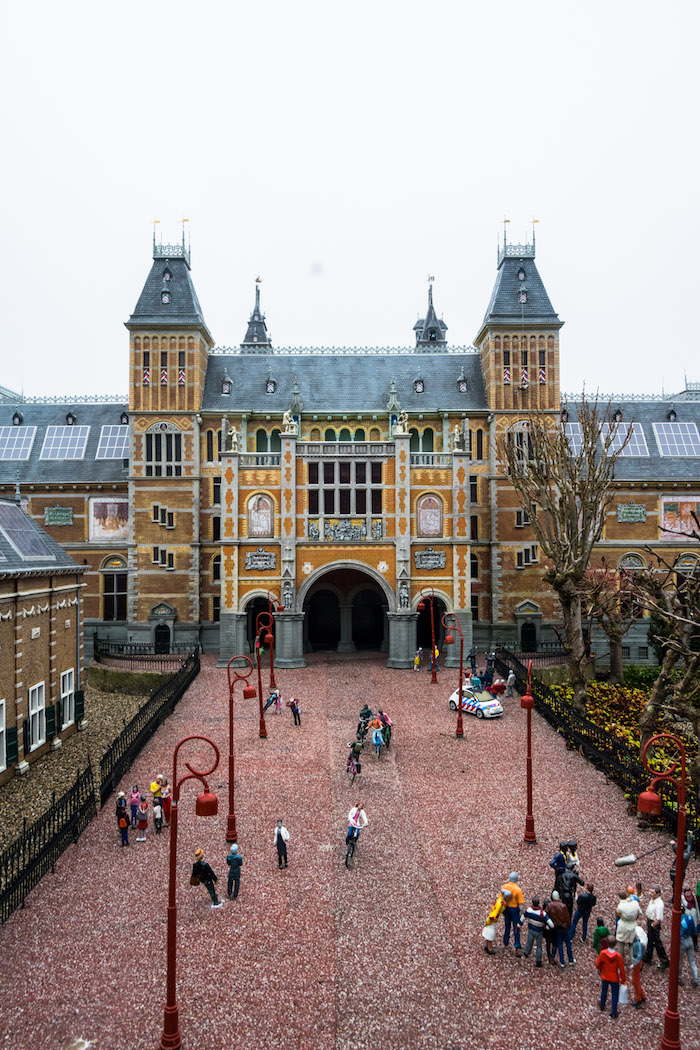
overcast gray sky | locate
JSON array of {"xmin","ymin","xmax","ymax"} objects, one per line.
[{"xmin": 2, "ymin": 1, "xmax": 698, "ymax": 399}]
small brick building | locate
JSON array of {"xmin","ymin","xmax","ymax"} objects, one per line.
[{"xmin": 0, "ymin": 498, "xmax": 86, "ymax": 785}]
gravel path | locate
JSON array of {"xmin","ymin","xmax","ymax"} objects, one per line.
[{"xmin": 0, "ymin": 654, "xmax": 698, "ymax": 1050}]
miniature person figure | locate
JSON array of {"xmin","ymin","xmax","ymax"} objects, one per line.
[
  {"xmin": 226, "ymin": 843, "xmax": 243, "ymax": 899},
  {"xmin": 593, "ymin": 916, "xmax": 611, "ymax": 952},
  {"xmin": 413, "ymin": 648, "xmax": 423, "ymax": 672},
  {"xmin": 547, "ymin": 890, "xmax": 575, "ymax": 968},
  {"xmin": 631, "ymin": 924, "xmax": 648, "ymax": 1007},
  {"xmin": 150, "ymin": 776, "xmax": 163, "ymax": 809},
  {"xmin": 429, "ymin": 646, "xmax": 439, "ymax": 674},
  {"xmin": 506, "ymin": 669, "xmax": 516, "ymax": 698},
  {"xmin": 501, "ymin": 872, "xmax": 525, "ymax": 954},
  {"xmin": 644, "ymin": 885, "xmax": 669, "ymax": 968},
  {"xmin": 275, "ymin": 691, "xmax": 283, "ymax": 715},
  {"xmin": 468, "ymin": 647, "xmax": 477, "ymax": 673},
  {"xmin": 679, "ymin": 902, "xmax": 699, "ymax": 986},
  {"xmin": 521, "ymin": 897, "xmax": 555, "ymax": 967},
  {"xmin": 561, "ymin": 862, "xmax": 585, "ymax": 920},
  {"xmin": 482, "ymin": 889, "xmax": 512, "ymax": 955},
  {"xmin": 192, "ymin": 848, "xmax": 223, "ymax": 908},
  {"xmin": 274, "ymin": 819, "xmax": 289, "ymax": 868},
  {"xmin": 136, "ymin": 794, "xmax": 149, "ymax": 842},
  {"xmin": 616, "ymin": 888, "xmax": 642, "ymax": 962},
  {"xmin": 671, "ymin": 833, "xmax": 694, "ymax": 894},
  {"xmin": 153, "ymin": 799, "xmax": 163, "ymax": 835},
  {"xmin": 550, "ymin": 841, "xmax": 568, "ymax": 896},
  {"xmin": 264, "ymin": 688, "xmax": 280, "ymax": 713},
  {"xmin": 118, "ymin": 807, "xmax": 129, "ymax": 847},
  {"xmin": 569, "ymin": 882, "xmax": 597, "ymax": 943},
  {"xmin": 129, "ymin": 784, "xmax": 140, "ymax": 827},
  {"xmin": 564, "ymin": 839, "xmax": 580, "ymax": 870},
  {"xmin": 286, "ymin": 697, "xmax": 301, "ymax": 726},
  {"xmin": 596, "ymin": 937, "xmax": 626, "ymax": 1018},
  {"xmin": 116, "ymin": 792, "xmax": 128, "ymax": 830},
  {"xmin": 159, "ymin": 777, "xmax": 171, "ymax": 825}
]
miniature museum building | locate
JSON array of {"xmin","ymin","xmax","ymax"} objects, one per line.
[
  {"xmin": 0, "ymin": 498, "xmax": 85, "ymax": 786},
  {"xmin": 0, "ymin": 235, "xmax": 699, "ymax": 669}
]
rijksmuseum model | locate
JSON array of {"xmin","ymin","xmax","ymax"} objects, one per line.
[{"xmin": 1, "ymin": 232, "xmax": 699, "ymax": 669}]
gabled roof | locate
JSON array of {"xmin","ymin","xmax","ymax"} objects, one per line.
[
  {"xmin": 202, "ymin": 351, "xmax": 488, "ymax": 414},
  {"xmin": 241, "ymin": 284, "xmax": 272, "ymax": 350},
  {"xmin": 127, "ymin": 252, "xmax": 210, "ymax": 333},
  {"xmin": 477, "ymin": 255, "xmax": 562, "ymax": 339},
  {"xmin": 0, "ymin": 499, "xmax": 85, "ymax": 576}
]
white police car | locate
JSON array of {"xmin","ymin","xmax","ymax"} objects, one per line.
[{"xmin": 448, "ymin": 688, "xmax": 503, "ymax": 719}]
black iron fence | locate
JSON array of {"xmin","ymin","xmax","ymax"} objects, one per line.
[
  {"xmin": 93, "ymin": 635, "xmax": 194, "ymax": 672},
  {"xmin": 494, "ymin": 645, "xmax": 700, "ymax": 841},
  {"xmin": 0, "ymin": 764, "xmax": 96, "ymax": 925},
  {"xmin": 493, "ymin": 640, "xmax": 568, "ymax": 668},
  {"xmin": 99, "ymin": 647, "xmax": 200, "ymax": 807}
]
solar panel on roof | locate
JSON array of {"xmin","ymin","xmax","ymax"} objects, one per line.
[
  {"xmin": 40, "ymin": 425, "xmax": 90, "ymax": 460},
  {"xmin": 0, "ymin": 426, "xmax": 37, "ymax": 460},
  {"xmin": 602, "ymin": 422, "xmax": 649, "ymax": 457},
  {"xmin": 653, "ymin": 422, "xmax": 700, "ymax": 457},
  {"xmin": 564, "ymin": 422, "xmax": 582, "ymax": 454},
  {"xmin": 0, "ymin": 504, "xmax": 55, "ymax": 560},
  {"xmin": 95, "ymin": 425, "xmax": 129, "ymax": 459}
]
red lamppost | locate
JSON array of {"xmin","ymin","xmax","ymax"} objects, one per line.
[
  {"xmin": 442, "ymin": 613, "xmax": 465, "ymax": 738},
  {"xmin": 160, "ymin": 734, "xmax": 220, "ymax": 1050},
  {"xmin": 264, "ymin": 591, "xmax": 284, "ymax": 690},
  {"xmin": 254, "ymin": 611, "xmax": 274, "ymax": 738},
  {"xmin": 225, "ymin": 656, "xmax": 257, "ymax": 843},
  {"xmin": 636, "ymin": 733, "xmax": 688, "ymax": 1050},
  {"xmin": 521, "ymin": 660, "xmax": 536, "ymax": 844},
  {"xmin": 417, "ymin": 587, "xmax": 438, "ymax": 684}
]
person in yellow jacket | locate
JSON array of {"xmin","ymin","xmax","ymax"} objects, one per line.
[{"xmin": 482, "ymin": 889, "xmax": 512, "ymax": 954}]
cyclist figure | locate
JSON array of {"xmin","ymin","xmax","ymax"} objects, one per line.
[
  {"xmin": 348, "ymin": 736, "xmax": 364, "ymax": 760},
  {"xmin": 346, "ymin": 752, "xmax": 359, "ymax": 778},
  {"xmin": 357, "ymin": 704, "xmax": 373, "ymax": 739},
  {"xmin": 378, "ymin": 709, "xmax": 392, "ymax": 749},
  {"xmin": 347, "ymin": 802, "xmax": 368, "ymax": 843}
]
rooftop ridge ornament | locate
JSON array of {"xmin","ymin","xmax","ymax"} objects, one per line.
[
  {"xmin": 561, "ymin": 391, "xmax": 678, "ymax": 403},
  {"xmin": 210, "ymin": 345, "xmax": 480, "ymax": 356},
  {"xmin": 18, "ymin": 394, "xmax": 129, "ymax": 405}
]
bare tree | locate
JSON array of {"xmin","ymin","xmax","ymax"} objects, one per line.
[
  {"xmin": 580, "ymin": 557, "xmax": 639, "ymax": 684},
  {"xmin": 500, "ymin": 399, "xmax": 631, "ymax": 712},
  {"xmin": 632, "ymin": 532, "xmax": 700, "ymax": 790}
]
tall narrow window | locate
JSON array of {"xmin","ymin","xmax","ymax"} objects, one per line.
[
  {"xmin": 60, "ymin": 669, "xmax": 75, "ymax": 728},
  {"xmin": 471, "ymin": 515, "xmax": 479, "ymax": 540},
  {"xmin": 145, "ymin": 427, "xmax": 182, "ymax": 477},
  {"xmin": 470, "ymin": 476, "xmax": 478, "ymax": 503},
  {"xmin": 470, "ymin": 554, "xmax": 478, "ymax": 580},
  {"xmin": 29, "ymin": 683, "xmax": 46, "ymax": 750},
  {"xmin": 213, "ymin": 597, "xmax": 221, "ymax": 622},
  {"xmin": 103, "ymin": 560, "xmax": 127, "ymax": 620},
  {"xmin": 206, "ymin": 430, "xmax": 214, "ymax": 462},
  {"xmin": 476, "ymin": 429, "xmax": 484, "ymax": 460},
  {"xmin": 213, "ymin": 555, "xmax": 221, "ymax": 582},
  {"xmin": 212, "ymin": 516, "xmax": 221, "ymax": 541},
  {"xmin": 471, "ymin": 595, "xmax": 479, "ymax": 623},
  {"xmin": 213, "ymin": 478, "xmax": 221, "ymax": 504}
]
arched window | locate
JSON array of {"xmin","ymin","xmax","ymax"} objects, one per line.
[
  {"xmin": 256, "ymin": 428, "xmax": 268, "ymax": 453},
  {"xmin": 475, "ymin": 428, "xmax": 484, "ymax": 460},
  {"xmin": 248, "ymin": 494, "xmax": 274, "ymax": 537},
  {"xmin": 494, "ymin": 336, "xmax": 501, "ymax": 350},
  {"xmin": 619, "ymin": 553, "xmax": 645, "ymax": 571},
  {"xmin": 409, "ymin": 428, "xmax": 420, "ymax": 451},
  {"xmin": 102, "ymin": 556, "xmax": 127, "ymax": 621},
  {"xmin": 355, "ymin": 428, "xmax": 366, "ymax": 440},
  {"xmin": 310, "ymin": 428, "xmax": 321, "ymax": 441},
  {"xmin": 145, "ymin": 421, "xmax": 182, "ymax": 477},
  {"xmin": 370, "ymin": 427, "xmax": 381, "ymax": 441},
  {"xmin": 206, "ymin": 430, "xmax": 214, "ymax": 462},
  {"xmin": 417, "ymin": 494, "xmax": 443, "ymax": 537},
  {"xmin": 270, "ymin": 428, "xmax": 281, "ymax": 452},
  {"xmin": 470, "ymin": 553, "xmax": 479, "ymax": 580},
  {"xmin": 423, "ymin": 428, "xmax": 434, "ymax": 452},
  {"xmin": 339, "ymin": 428, "xmax": 352, "ymax": 442},
  {"xmin": 324, "ymin": 428, "xmax": 336, "ymax": 441},
  {"xmin": 212, "ymin": 555, "xmax": 221, "ymax": 582}
]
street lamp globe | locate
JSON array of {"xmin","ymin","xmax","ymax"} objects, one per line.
[
  {"xmin": 638, "ymin": 788, "xmax": 663, "ymax": 816},
  {"xmin": 243, "ymin": 684, "xmax": 257, "ymax": 700},
  {"xmin": 195, "ymin": 791, "xmax": 219, "ymax": 817}
]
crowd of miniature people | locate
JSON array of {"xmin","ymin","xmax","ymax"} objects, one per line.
[{"xmin": 483, "ymin": 836, "xmax": 699, "ymax": 1019}]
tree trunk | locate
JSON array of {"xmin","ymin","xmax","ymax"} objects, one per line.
[
  {"xmin": 638, "ymin": 648, "xmax": 677, "ymax": 750},
  {"xmin": 608, "ymin": 634, "xmax": 624, "ymax": 685},
  {"xmin": 559, "ymin": 588, "xmax": 588, "ymax": 713}
]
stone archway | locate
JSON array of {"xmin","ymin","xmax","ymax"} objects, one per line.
[{"xmin": 300, "ymin": 564, "xmax": 392, "ymax": 653}]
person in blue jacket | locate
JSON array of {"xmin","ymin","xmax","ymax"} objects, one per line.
[{"xmin": 679, "ymin": 902, "xmax": 699, "ymax": 987}]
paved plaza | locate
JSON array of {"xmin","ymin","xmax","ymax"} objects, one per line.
[{"xmin": 0, "ymin": 655, "xmax": 699, "ymax": 1050}]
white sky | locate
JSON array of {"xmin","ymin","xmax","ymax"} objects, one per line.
[{"xmin": 1, "ymin": 1, "xmax": 698, "ymax": 399}]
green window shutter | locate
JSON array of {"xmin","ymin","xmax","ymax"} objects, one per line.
[
  {"xmin": 56, "ymin": 698, "xmax": 63, "ymax": 730},
  {"xmin": 46, "ymin": 704, "xmax": 56, "ymax": 740},
  {"xmin": 22, "ymin": 718, "xmax": 30, "ymax": 755},
  {"xmin": 5, "ymin": 726, "xmax": 18, "ymax": 765},
  {"xmin": 75, "ymin": 689, "xmax": 85, "ymax": 721}
]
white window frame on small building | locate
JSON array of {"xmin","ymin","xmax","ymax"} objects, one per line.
[
  {"xmin": 60, "ymin": 669, "xmax": 75, "ymax": 729},
  {"xmin": 28, "ymin": 682, "xmax": 46, "ymax": 751}
]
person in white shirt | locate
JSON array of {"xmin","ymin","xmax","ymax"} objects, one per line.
[
  {"xmin": 506, "ymin": 670, "xmax": 517, "ymax": 698},
  {"xmin": 347, "ymin": 803, "xmax": 368, "ymax": 842},
  {"xmin": 273, "ymin": 819, "xmax": 289, "ymax": 869},
  {"xmin": 644, "ymin": 886, "xmax": 669, "ymax": 968}
]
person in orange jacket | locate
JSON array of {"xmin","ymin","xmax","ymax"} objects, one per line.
[{"xmin": 596, "ymin": 937, "xmax": 627, "ymax": 1018}]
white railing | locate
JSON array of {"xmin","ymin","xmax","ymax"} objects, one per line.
[
  {"xmin": 239, "ymin": 454, "xmax": 281, "ymax": 468},
  {"xmin": 410, "ymin": 453, "xmax": 451, "ymax": 468},
  {"xmin": 210, "ymin": 344, "xmax": 479, "ymax": 356},
  {"xmin": 300, "ymin": 442, "xmax": 394, "ymax": 458}
]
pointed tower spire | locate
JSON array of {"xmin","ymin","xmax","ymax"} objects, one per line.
[
  {"xmin": 241, "ymin": 280, "xmax": 272, "ymax": 352},
  {"xmin": 414, "ymin": 282, "xmax": 448, "ymax": 350}
]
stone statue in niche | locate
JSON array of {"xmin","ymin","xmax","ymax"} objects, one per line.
[
  {"xmin": 399, "ymin": 582, "xmax": 410, "ymax": 609},
  {"xmin": 394, "ymin": 410, "xmax": 409, "ymax": 435},
  {"xmin": 282, "ymin": 410, "xmax": 298, "ymax": 435},
  {"xmin": 221, "ymin": 417, "xmax": 239, "ymax": 453},
  {"xmin": 283, "ymin": 582, "xmax": 294, "ymax": 610},
  {"xmin": 453, "ymin": 422, "xmax": 465, "ymax": 452}
]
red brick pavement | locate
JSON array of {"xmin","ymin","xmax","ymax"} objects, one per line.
[{"xmin": 0, "ymin": 654, "xmax": 698, "ymax": 1050}]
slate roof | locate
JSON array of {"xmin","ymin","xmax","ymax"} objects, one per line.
[
  {"xmin": 202, "ymin": 351, "xmax": 489, "ymax": 415},
  {"xmin": 241, "ymin": 284, "xmax": 272, "ymax": 348},
  {"xmin": 127, "ymin": 254, "xmax": 210, "ymax": 333},
  {"xmin": 0, "ymin": 498, "xmax": 85, "ymax": 576},
  {"xmin": 0, "ymin": 403, "xmax": 129, "ymax": 485},
  {"xmin": 477, "ymin": 255, "xmax": 562, "ymax": 337},
  {"xmin": 563, "ymin": 397, "xmax": 700, "ymax": 483}
]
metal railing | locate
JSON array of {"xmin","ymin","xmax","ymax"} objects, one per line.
[
  {"xmin": 93, "ymin": 636, "xmax": 194, "ymax": 672},
  {"xmin": 410, "ymin": 453, "xmax": 451, "ymax": 468},
  {"xmin": 210, "ymin": 345, "xmax": 480, "ymax": 356},
  {"xmin": 0, "ymin": 765, "xmax": 96, "ymax": 926},
  {"xmin": 494, "ymin": 645, "xmax": 699, "ymax": 840},
  {"xmin": 99, "ymin": 647, "xmax": 200, "ymax": 807}
]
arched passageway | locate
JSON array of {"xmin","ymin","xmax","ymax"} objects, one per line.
[
  {"xmin": 306, "ymin": 589, "xmax": 341, "ymax": 650},
  {"xmin": 416, "ymin": 596, "xmax": 447, "ymax": 652},
  {"xmin": 246, "ymin": 596, "xmax": 277, "ymax": 652},
  {"xmin": 303, "ymin": 567, "xmax": 388, "ymax": 652}
]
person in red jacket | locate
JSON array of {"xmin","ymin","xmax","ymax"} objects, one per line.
[{"xmin": 596, "ymin": 937, "xmax": 626, "ymax": 1018}]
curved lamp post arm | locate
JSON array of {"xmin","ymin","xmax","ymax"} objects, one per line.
[{"xmin": 227, "ymin": 654, "xmax": 254, "ymax": 697}]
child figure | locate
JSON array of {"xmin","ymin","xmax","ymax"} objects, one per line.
[
  {"xmin": 136, "ymin": 795, "xmax": 149, "ymax": 842},
  {"xmin": 593, "ymin": 916, "xmax": 611, "ymax": 951},
  {"xmin": 482, "ymin": 889, "xmax": 512, "ymax": 954},
  {"xmin": 275, "ymin": 691, "xmax": 283, "ymax": 715},
  {"xmin": 413, "ymin": 648, "xmax": 422, "ymax": 672},
  {"xmin": 153, "ymin": 800, "xmax": 163, "ymax": 835},
  {"xmin": 129, "ymin": 785, "xmax": 140, "ymax": 827},
  {"xmin": 118, "ymin": 811, "xmax": 129, "ymax": 847}
]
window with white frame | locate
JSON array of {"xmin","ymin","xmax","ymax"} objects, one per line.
[
  {"xmin": 60, "ymin": 669, "xmax": 75, "ymax": 729},
  {"xmin": 28, "ymin": 682, "xmax": 46, "ymax": 750},
  {"xmin": 0, "ymin": 698, "xmax": 5, "ymax": 772}
]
